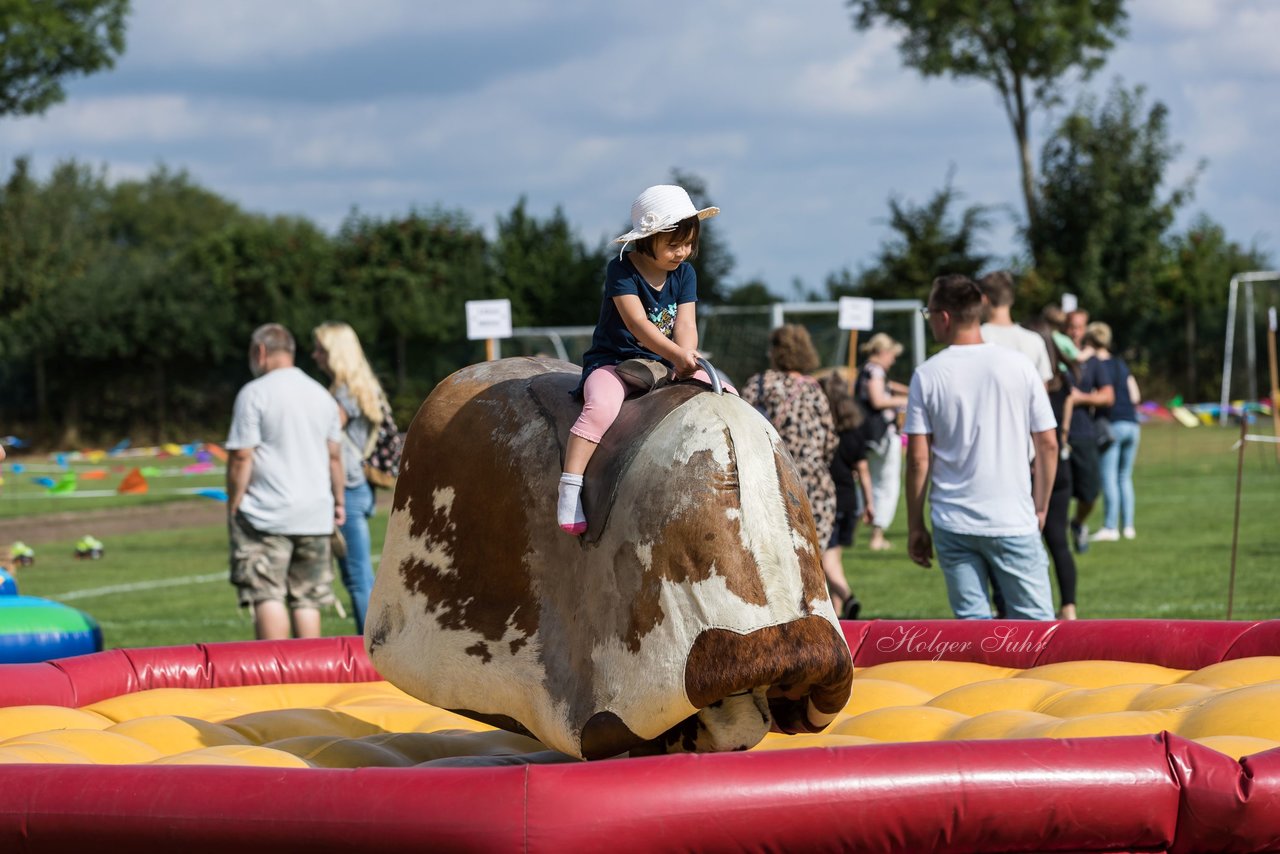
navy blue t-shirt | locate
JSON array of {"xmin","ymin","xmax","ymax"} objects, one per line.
[
  {"xmin": 1098, "ymin": 357, "xmax": 1137, "ymax": 423},
  {"xmin": 573, "ymin": 254, "xmax": 698, "ymax": 396},
  {"xmin": 1069, "ymin": 357, "xmax": 1113, "ymax": 439}
]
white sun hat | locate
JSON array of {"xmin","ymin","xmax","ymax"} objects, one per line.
[{"xmin": 614, "ymin": 184, "xmax": 720, "ymax": 244}]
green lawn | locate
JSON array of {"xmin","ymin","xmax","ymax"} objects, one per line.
[{"xmin": 9, "ymin": 420, "xmax": 1279, "ymax": 652}]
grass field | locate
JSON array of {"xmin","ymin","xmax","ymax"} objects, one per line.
[
  {"xmin": 6, "ymin": 419, "xmax": 1278, "ymax": 651},
  {"xmin": 0, "ymin": 452, "xmax": 225, "ymax": 519}
]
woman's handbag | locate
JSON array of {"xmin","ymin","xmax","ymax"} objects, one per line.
[{"xmin": 1095, "ymin": 415, "xmax": 1116, "ymax": 452}]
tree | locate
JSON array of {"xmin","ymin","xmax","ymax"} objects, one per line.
[
  {"xmin": 336, "ymin": 209, "xmax": 489, "ymax": 394},
  {"xmin": 669, "ymin": 169, "xmax": 734, "ymax": 304},
  {"xmin": 1156, "ymin": 216, "xmax": 1271, "ymax": 400},
  {"xmin": 491, "ymin": 198, "xmax": 608, "ymax": 328},
  {"xmin": 827, "ymin": 173, "xmax": 990, "ymax": 303},
  {"xmin": 1030, "ymin": 82, "xmax": 1197, "ymax": 331},
  {"xmin": 0, "ymin": 157, "xmax": 113, "ymax": 435},
  {"xmin": 1, "ymin": 0, "xmax": 130, "ymax": 118},
  {"xmin": 847, "ymin": 0, "xmax": 1127, "ymax": 256}
]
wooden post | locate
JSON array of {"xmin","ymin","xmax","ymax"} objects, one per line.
[
  {"xmin": 846, "ymin": 330, "xmax": 859, "ymax": 381},
  {"xmin": 485, "ymin": 338, "xmax": 496, "ymax": 362},
  {"xmin": 1268, "ymin": 307, "xmax": 1279, "ymax": 462},
  {"xmin": 1227, "ymin": 413, "xmax": 1247, "ymax": 620}
]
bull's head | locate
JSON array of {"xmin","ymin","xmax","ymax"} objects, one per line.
[{"xmin": 366, "ymin": 357, "xmax": 852, "ymax": 760}]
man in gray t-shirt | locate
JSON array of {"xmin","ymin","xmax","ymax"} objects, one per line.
[{"xmin": 225, "ymin": 323, "xmax": 344, "ymax": 640}]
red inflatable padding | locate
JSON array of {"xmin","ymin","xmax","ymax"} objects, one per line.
[
  {"xmin": 1224, "ymin": 620, "xmax": 1280, "ymax": 661},
  {"xmin": 0, "ymin": 636, "xmax": 379, "ymax": 707},
  {"xmin": 849, "ymin": 619, "xmax": 1061, "ymax": 667},
  {"xmin": 0, "ymin": 765, "xmax": 529, "ymax": 854},
  {"xmin": 1, "ymin": 735, "xmax": 1257, "ymax": 853},
  {"xmin": 1170, "ymin": 737, "xmax": 1280, "ymax": 853},
  {"xmin": 1, "ymin": 622, "xmax": 1278, "ymax": 852},
  {"xmin": 525, "ymin": 736, "xmax": 1182, "ymax": 853},
  {"xmin": 1031, "ymin": 619, "xmax": 1262, "ymax": 670}
]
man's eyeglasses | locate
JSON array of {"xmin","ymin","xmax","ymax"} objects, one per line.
[{"xmin": 920, "ymin": 307, "xmax": 934, "ymax": 320}]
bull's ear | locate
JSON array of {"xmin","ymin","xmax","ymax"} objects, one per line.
[{"xmin": 615, "ymin": 359, "xmax": 667, "ymax": 392}]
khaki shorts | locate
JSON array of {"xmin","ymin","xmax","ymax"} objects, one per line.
[{"xmin": 229, "ymin": 512, "xmax": 334, "ymax": 610}]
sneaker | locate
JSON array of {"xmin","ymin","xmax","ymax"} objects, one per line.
[
  {"xmin": 1071, "ymin": 522, "xmax": 1090, "ymax": 553},
  {"xmin": 841, "ymin": 597, "xmax": 862, "ymax": 621},
  {"xmin": 1123, "ymin": 527, "xmax": 1136, "ymax": 540},
  {"xmin": 1092, "ymin": 528, "xmax": 1120, "ymax": 543}
]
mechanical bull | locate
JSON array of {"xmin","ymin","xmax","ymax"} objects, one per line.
[{"xmin": 365, "ymin": 357, "xmax": 852, "ymax": 760}]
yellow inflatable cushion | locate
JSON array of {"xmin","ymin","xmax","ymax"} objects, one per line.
[{"xmin": 0, "ymin": 656, "xmax": 1276, "ymax": 767}]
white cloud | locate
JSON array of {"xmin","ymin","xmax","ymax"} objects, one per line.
[
  {"xmin": 5, "ymin": 0, "xmax": 1277, "ymax": 293},
  {"xmin": 124, "ymin": 0, "xmax": 569, "ymax": 66}
]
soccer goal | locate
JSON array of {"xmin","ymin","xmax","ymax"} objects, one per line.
[
  {"xmin": 507, "ymin": 299, "xmax": 926, "ymax": 389},
  {"xmin": 1218, "ymin": 271, "xmax": 1280, "ymax": 424}
]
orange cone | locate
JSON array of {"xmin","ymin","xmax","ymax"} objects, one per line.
[{"xmin": 117, "ymin": 467, "xmax": 148, "ymax": 495}]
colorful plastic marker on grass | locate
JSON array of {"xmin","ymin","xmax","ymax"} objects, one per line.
[
  {"xmin": 49, "ymin": 473, "xmax": 77, "ymax": 494},
  {"xmin": 74, "ymin": 536, "xmax": 104, "ymax": 560},
  {"xmin": 117, "ymin": 468, "xmax": 148, "ymax": 495},
  {"xmin": 8, "ymin": 543, "xmax": 34, "ymax": 567}
]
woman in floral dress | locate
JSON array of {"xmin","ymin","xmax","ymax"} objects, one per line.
[{"xmin": 742, "ymin": 324, "xmax": 839, "ymax": 549}]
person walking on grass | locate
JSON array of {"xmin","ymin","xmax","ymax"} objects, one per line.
[
  {"xmin": 856, "ymin": 333, "xmax": 910, "ymax": 552},
  {"xmin": 905, "ymin": 275, "xmax": 1058, "ymax": 621},
  {"xmin": 226, "ymin": 323, "xmax": 345, "ymax": 641},
  {"xmin": 313, "ymin": 321, "xmax": 389, "ymax": 634},
  {"xmin": 817, "ymin": 369, "xmax": 876, "ymax": 620},
  {"xmin": 1085, "ymin": 322, "xmax": 1142, "ymax": 543}
]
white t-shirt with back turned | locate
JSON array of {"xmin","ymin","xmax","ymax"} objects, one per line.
[
  {"xmin": 905, "ymin": 342, "xmax": 1057, "ymax": 537},
  {"xmin": 226, "ymin": 366, "xmax": 343, "ymax": 535},
  {"xmin": 980, "ymin": 322, "xmax": 1054, "ymax": 383}
]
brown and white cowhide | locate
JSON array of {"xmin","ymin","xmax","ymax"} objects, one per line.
[{"xmin": 365, "ymin": 357, "xmax": 852, "ymax": 760}]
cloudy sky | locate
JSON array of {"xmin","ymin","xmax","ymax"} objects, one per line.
[{"xmin": 5, "ymin": 0, "xmax": 1277, "ymax": 295}]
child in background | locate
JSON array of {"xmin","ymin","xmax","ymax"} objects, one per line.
[{"xmin": 558, "ymin": 185, "xmax": 722, "ymax": 535}]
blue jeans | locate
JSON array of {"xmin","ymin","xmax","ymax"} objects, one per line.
[
  {"xmin": 1100, "ymin": 420, "xmax": 1140, "ymax": 531},
  {"xmin": 337, "ymin": 481, "xmax": 376, "ymax": 634},
  {"xmin": 932, "ymin": 526, "xmax": 1055, "ymax": 620}
]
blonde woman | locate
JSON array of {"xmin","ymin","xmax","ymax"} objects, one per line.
[
  {"xmin": 312, "ymin": 322, "xmax": 388, "ymax": 634},
  {"xmin": 857, "ymin": 333, "xmax": 910, "ymax": 551}
]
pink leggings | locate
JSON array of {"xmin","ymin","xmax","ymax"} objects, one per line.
[{"xmin": 570, "ymin": 365, "xmax": 736, "ymax": 444}]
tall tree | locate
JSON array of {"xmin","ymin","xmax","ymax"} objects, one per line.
[
  {"xmin": 669, "ymin": 169, "xmax": 734, "ymax": 305},
  {"xmin": 1, "ymin": 0, "xmax": 130, "ymax": 118},
  {"xmin": 1030, "ymin": 82, "xmax": 1197, "ymax": 325},
  {"xmin": 827, "ymin": 174, "xmax": 990, "ymax": 303},
  {"xmin": 0, "ymin": 157, "xmax": 112, "ymax": 433},
  {"xmin": 491, "ymin": 198, "xmax": 608, "ymax": 328},
  {"xmin": 1157, "ymin": 216, "xmax": 1271, "ymax": 400},
  {"xmin": 847, "ymin": 0, "xmax": 1127, "ymax": 257},
  {"xmin": 337, "ymin": 208, "xmax": 489, "ymax": 393}
]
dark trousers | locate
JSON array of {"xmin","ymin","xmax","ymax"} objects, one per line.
[{"xmin": 1043, "ymin": 462, "xmax": 1077, "ymax": 608}]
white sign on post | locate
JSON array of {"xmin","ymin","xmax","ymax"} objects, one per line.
[
  {"xmin": 837, "ymin": 297, "xmax": 874, "ymax": 331},
  {"xmin": 465, "ymin": 299, "xmax": 512, "ymax": 341},
  {"xmin": 1061, "ymin": 293, "xmax": 1079, "ymax": 314}
]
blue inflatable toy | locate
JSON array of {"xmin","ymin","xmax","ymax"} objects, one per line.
[
  {"xmin": 0, "ymin": 569, "xmax": 16, "ymax": 596},
  {"xmin": 0, "ymin": 595, "xmax": 103, "ymax": 663}
]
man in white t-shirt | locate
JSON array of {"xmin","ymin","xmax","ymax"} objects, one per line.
[
  {"xmin": 905, "ymin": 275, "xmax": 1059, "ymax": 620},
  {"xmin": 226, "ymin": 323, "xmax": 345, "ymax": 640},
  {"xmin": 978, "ymin": 270, "xmax": 1054, "ymax": 384}
]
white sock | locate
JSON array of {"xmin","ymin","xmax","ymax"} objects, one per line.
[{"xmin": 558, "ymin": 473, "xmax": 587, "ymax": 535}]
